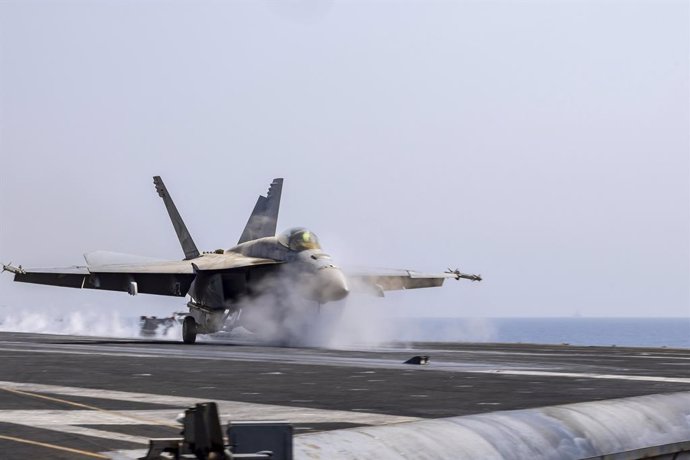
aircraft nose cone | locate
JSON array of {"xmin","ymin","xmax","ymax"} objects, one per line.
[{"xmin": 316, "ymin": 267, "xmax": 349, "ymax": 303}]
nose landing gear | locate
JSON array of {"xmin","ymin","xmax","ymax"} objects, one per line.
[{"xmin": 182, "ymin": 316, "xmax": 197, "ymax": 344}]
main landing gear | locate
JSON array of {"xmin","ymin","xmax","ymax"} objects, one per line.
[{"xmin": 182, "ymin": 316, "xmax": 197, "ymax": 344}]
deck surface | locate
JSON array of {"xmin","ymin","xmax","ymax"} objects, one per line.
[{"xmin": 1, "ymin": 331, "xmax": 689, "ymax": 458}]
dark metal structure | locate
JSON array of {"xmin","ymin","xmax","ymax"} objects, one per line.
[{"xmin": 141, "ymin": 402, "xmax": 292, "ymax": 460}]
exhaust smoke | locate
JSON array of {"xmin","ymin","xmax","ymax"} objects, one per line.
[
  {"xmin": 0, "ymin": 305, "xmax": 180, "ymax": 340},
  {"xmin": 230, "ymin": 267, "xmax": 494, "ymax": 348}
]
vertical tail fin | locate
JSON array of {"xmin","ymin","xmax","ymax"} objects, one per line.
[
  {"xmin": 237, "ymin": 178, "xmax": 283, "ymax": 244},
  {"xmin": 153, "ymin": 176, "xmax": 200, "ymax": 260}
]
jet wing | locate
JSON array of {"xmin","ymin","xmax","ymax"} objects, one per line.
[
  {"xmin": 2, "ymin": 265, "xmax": 91, "ymax": 289},
  {"xmin": 86, "ymin": 252, "xmax": 278, "ymax": 273},
  {"xmin": 346, "ymin": 268, "xmax": 481, "ymax": 297},
  {"xmin": 3, "ymin": 252, "xmax": 280, "ymax": 297}
]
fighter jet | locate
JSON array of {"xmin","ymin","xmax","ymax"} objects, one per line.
[{"xmin": 2, "ymin": 177, "xmax": 481, "ymax": 344}]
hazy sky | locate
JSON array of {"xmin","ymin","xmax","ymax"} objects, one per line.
[{"xmin": 1, "ymin": 0, "xmax": 688, "ymax": 318}]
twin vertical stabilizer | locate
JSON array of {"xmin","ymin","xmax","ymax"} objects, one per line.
[
  {"xmin": 153, "ymin": 176, "xmax": 283, "ymax": 257},
  {"xmin": 153, "ymin": 176, "xmax": 200, "ymax": 260},
  {"xmin": 237, "ymin": 178, "xmax": 283, "ymax": 244}
]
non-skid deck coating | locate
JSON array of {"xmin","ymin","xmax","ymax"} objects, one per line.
[{"xmin": 1, "ymin": 331, "xmax": 690, "ymax": 459}]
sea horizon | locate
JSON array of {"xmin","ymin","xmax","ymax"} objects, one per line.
[{"xmin": 388, "ymin": 316, "xmax": 690, "ymax": 349}]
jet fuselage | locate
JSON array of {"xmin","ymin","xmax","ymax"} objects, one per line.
[{"xmin": 230, "ymin": 229, "xmax": 349, "ymax": 304}]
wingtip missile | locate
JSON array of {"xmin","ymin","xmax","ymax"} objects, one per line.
[
  {"xmin": 2, "ymin": 263, "xmax": 25, "ymax": 275},
  {"xmin": 446, "ymin": 268, "xmax": 482, "ymax": 282}
]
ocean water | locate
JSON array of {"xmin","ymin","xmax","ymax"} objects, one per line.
[{"xmin": 391, "ymin": 317, "xmax": 690, "ymax": 349}]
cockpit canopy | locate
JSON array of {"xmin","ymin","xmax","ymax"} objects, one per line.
[{"xmin": 278, "ymin": 227, "xmax": 322, "ymax": 252}]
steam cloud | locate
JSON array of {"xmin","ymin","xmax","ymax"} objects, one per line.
[
  {"xmin": 230, "ymin": 268, "xmax": 496, "ymax": 348},
  {"xmin": 0, "ymin": 305, "xmax": 180, "ymax": 340}
]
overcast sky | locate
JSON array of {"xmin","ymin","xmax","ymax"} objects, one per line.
[{"xmin": 0, "ymin": 0, "xmax": 688, "ymax": 318}]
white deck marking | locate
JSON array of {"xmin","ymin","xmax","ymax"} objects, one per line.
[
  {"xmin": 0, "ymin": 409, "xmax": 179, "ymax": 425},
  {"xmin": 102, "ymin": 449, "xmax": 147, "ymax": 459},
  {"xmin": 5, "ymin": 342, "xmax": 689, "ymax": 383},
  {"xmin": 0, "ymin": 380, "xmax": 421, "ymax": 448},
  {"xmin": 0, "ymin": 381, "xmax": 420, "ymax": 425},
  {"xmin": 477, "ymin": 369, "xmax": 690, "ymax": 384},
  {"xmin": 2, "ymin": 339, "xmax": 690, "ymax": 379},
  {"xmin": 34, "ymin": 424, "xmax": 150, "ymax": 445}
]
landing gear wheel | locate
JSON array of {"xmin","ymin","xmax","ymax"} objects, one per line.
[{"xmin": 182, "ymin": 316, "xmax": 197, "ymax": 344}]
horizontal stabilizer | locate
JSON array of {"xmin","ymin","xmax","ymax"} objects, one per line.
[{"xmin": 238, "ymin": 178, "xmax": 283, "ymax": 244}]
